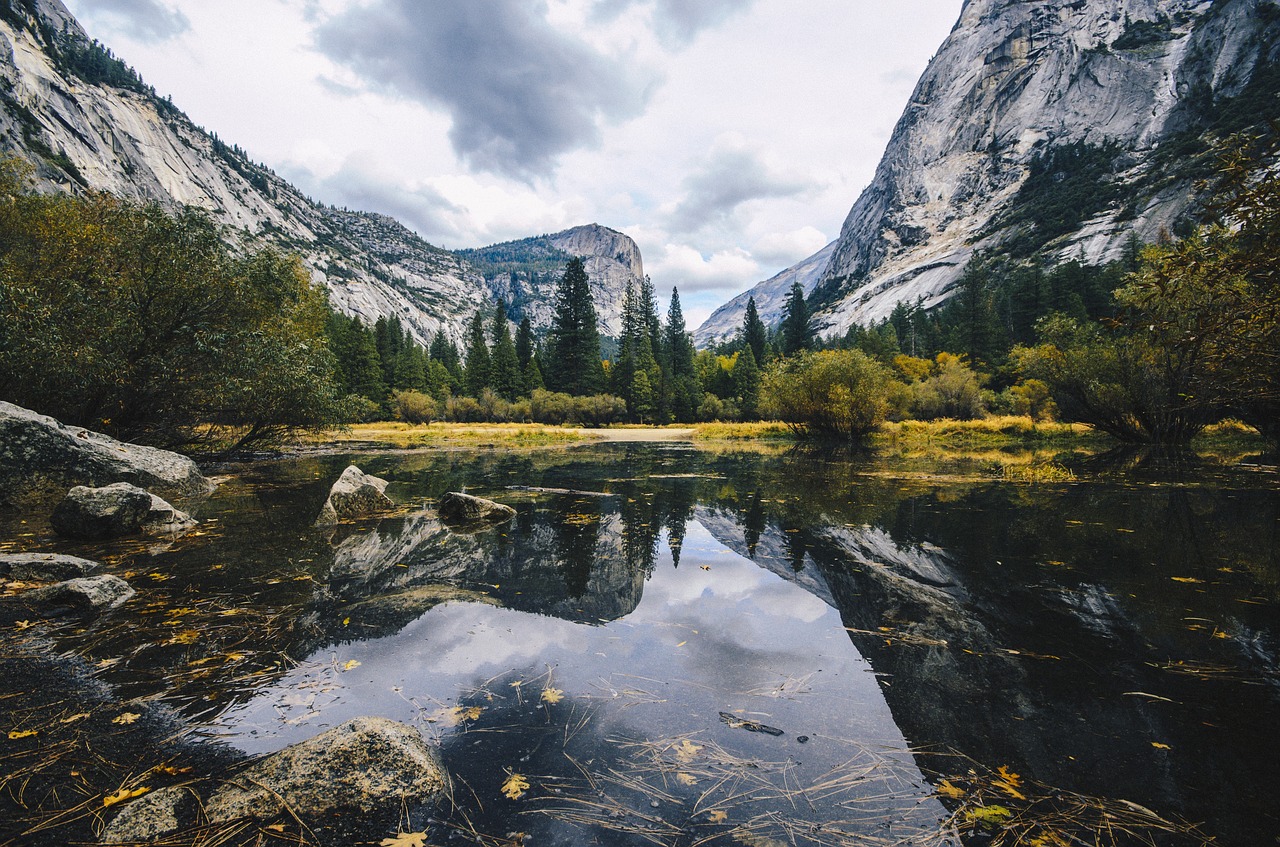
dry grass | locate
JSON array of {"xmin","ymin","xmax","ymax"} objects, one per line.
[
  {"xmin": 1000, "ymin": 461, "xmax": 1077, "ymax": 483},
  {"xmin": 301, "ymin": 422, "xmax": 596, "ymax": 450},
  {"xmin": 691, "ymin": 422, "xmax": 795, "ymax": 441}
]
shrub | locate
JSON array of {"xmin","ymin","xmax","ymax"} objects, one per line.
[
  {"xmin": 908, "ymin": 353, "xmax": 986, "ymax": 420},
  {"xmin": 761, "ymin": 349, "xmax": 898, "ymax": 442},
  {"xmin": 391, "ymin": 390, "xmax": 436, "ymax": 425}
]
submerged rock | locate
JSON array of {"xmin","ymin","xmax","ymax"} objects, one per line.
[
  {"xmin": 0, "ymin": 401, "xmax": 212, "ymax": 505},
  {"xmin": 206, "ymin": 716, "xmax": 449, "ymax": 820},
  {"xmin": 25, "ymin": 575, "xmax": 135, "ymax": 614},
  {"xmin": 315, "ymin": 465, "xmax": 394, "ymax": 526},
  {"xmin": 437, "ymin": 491, "xmax": 516, "ymax": 525},
  {"xmin": 0, "ymin": 553, "xmax": 99, "ymax": 581},
  {"xmin": 100, "ymin": 786, "xmax": 198, "ymax": 844}
]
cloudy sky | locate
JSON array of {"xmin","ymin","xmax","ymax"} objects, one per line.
[{"xmin": 61, "ymin": 0, "xmax": 962, "ymax": 326}]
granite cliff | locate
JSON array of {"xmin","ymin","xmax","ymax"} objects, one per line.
[
  {"xmin": 0, "ymin": 0, "xmax": 641, "ymax": 343},
  {"xmin": 697, "ymin": 0, "xmax": 1280, "ymax": 343}
]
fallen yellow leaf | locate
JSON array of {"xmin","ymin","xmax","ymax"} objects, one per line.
[
  {"xmin": 14, "ymin": 620, "xmax": 33, "ymax": 630},
  {"xmin": 540, "ymin": 687, "xmax": 564, "ymax": 705},
  {"xmin": 103, "ymin": 786, "xmax": 150, "ymax": 808},
  {"xmin": 380, "ymin": 833, "xmax": 428, "ymax": 847},
  {"xmin": 112, "ymin": 712, "xmax": 141, "ymax": 725},
  {"xmin": 707, "ymin": 810, "xmax": 728, "ymax": 823},
  {"xmin": 501, "ymin": 772, "xmax": 530, "ymax": 800},
  {"xmin": 166, "ymin": 630, "xmax": 199, "ymax": 645},
  {"xmin": 8, "ymin": 729, "xmax": 37, "ymax": 739},
  {"xmin": 342, "ymin": 660, "xmax": 361, "ymax": 671},
  {"xmin": 60, "ymin": 712, "xmax": 91, "ymax": 724},
  {"xmin": 936, "ymin": 778, "xmax": 965, "ymax": 799},
  {"xmin": 1151, "ymin": 742, "xmax": 1171, "ymax": 750},
  {"xmin": 674, "ymin": 739, "xmax": 702, "ymax": 762},
  {"xmin": 676, "ymin": 772, "xmax": 697, "ymax": 786},
  {"xmin": 1170, "ymin": 577, "xmax": 1204, "ymax": 584}
]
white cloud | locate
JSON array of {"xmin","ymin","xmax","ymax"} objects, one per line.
[
  {"xmin": 650, "ymin": 244, "xmax": 760, "ymax": 295},
  {"xmin": 751, "ymin": 226, "xmax": 830, "ymax": 266}
]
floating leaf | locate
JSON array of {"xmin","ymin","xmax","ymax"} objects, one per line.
[
  {"xmin": 1151, "ymin": 742, "xmax": 1171, "ymax": 750},
  {"xmin": 501, "ymin": 772, "xmax": 530, "ymax": 800},
  {"xmin": 342, "ymin": 660, "xmax": 361, "ymax": 671},
  {"xmin": 936, "ymin": 778, "xmax": 966, "ymax": 799},
  {"xmin": 14, "ymin": 620, "xmax": 33, "ymax": 630},
  {"xmin": 540, "ymin": 687, "xmax": 564, "ymax": 705},
  {"xmin": 676, "ymin": 772, "xmax": 697, "ymax": 786},
  {"xmin": 966, "ymin": 804, "xmax": 1013, "ymax": 827},
  {"xmin": 1170, "ymin": 577, "xmax": 1204, "ymax": 584},
  {"xmin": 103, "ymin": 786, "xmax": 150, "ymax": 808},
  {"xmin": 60, "ymin": 712, "xmax": 91, "ymax": 724},
  {"xmin": 674, "ymin": 739, "xmax": 702, "ymax": 762},
  {"xmin": 342, "ymin": 617, "xmax": 350, "ymax": 626},
  {"xmin": 112, "ymin": 712, "xmax": 141, "ymax": 725},
  {"xmin": 707, "ymin": 810, "xmax": 728, "ymax": 823},
  {"xmin": 166, "ymin": 630, "xmax": 199, "ymax": 645},
  {"xmin": 380, "ymin": 833, "xmax": 428, "ymax": 847},
  {"xmin": 8, "ymin": 729, "xmax": 37, "ymax": 739},
  {"xmin": 993, "ymin": 765, "xmax": 1026, "ymax": 799},
  {"xmin": 429, "ymin": 705, "xmax": 483, "ymax": 726}
]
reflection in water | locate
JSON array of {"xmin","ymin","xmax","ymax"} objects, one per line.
[{"xmin": 9, "ymin": 443, "xmax": 1276, "ymax": 844}]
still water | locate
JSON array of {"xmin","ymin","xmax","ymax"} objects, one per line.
[{"xmin": 11, "ymin": 442, "xmax": 1280, "ymax": 845}]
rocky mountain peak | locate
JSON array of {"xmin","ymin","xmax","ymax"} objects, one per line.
[{"xmin": 713, "ymin": 0, "xmax": 1278, "ymax": 341}]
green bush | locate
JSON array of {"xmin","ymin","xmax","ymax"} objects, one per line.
[
  {"xmin": 761, "ymin": 349, "xmax": 898, "ymax": 442},
  {"xmin": 391, "ymin": 390, "xmax": 436, "ymax": 425}
]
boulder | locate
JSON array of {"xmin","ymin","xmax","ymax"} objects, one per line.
[
  {"xmin": 50, "ymin": 483, "xmax": 153, "ymax": 539},
  {"xmin": 0, "ymin": 553, "xmax": 99, "ymax": 581},
  {"xmin": 205, "ymin": 717, "xmax": 449, "ymax": 821},
  {"xmin": 315, "ymin": 466, "xmax": 394, "ymax": 526},
  {"xmin": 25, "ymin": 575, "xmax": 135, "ymax": 614},
  {"xmin": 437, "ymin": 491, "xmax": 516, "ymax": 525},
  {"xmin": 0, "ymin": 401, "xmax": 212, "ymax": 505},
  {"xmin": 48, "ymin": 483, "xmax": 196, "ymax": 540},
  {"xmin": 100, "ymin": 786, "xmax": 197, "ymax": 844}
]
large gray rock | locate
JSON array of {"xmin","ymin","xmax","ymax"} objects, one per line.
[
  {"xmin": 315, "ymin": 465, "xmax": 394, "ymax": 526},
  {"xmin": 25, "ymin": 574, "xmax": 135, "ymax": 614},
  {"xmin": 50, "ymin": 483, "xmax": 151, "ymax": 539},
  {"xmin": 437, "ymin": 491, "xmax": 516, "ymax": 525},
  {"xmin": 206, "ymin": 717, "xmax": 449, "ymax": 821},
  {"xmin": 0, "ymin": 553, "xmax": 99, "ymax": 581},
  {"xmin": 0, "ymin": 401, "xmax": 212, "ymax": 505},
  {"xmin": 48, "ymin": 483, "xmax": 196, "ymax": 539}
]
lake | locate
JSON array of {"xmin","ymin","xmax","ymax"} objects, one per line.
[{"xmin": 3, "ymin": 441, "xmax": 1277, "ymax": 846}]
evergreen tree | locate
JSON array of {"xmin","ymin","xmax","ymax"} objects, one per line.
[
  {"xmin": 741, "ymin": 296, "xmax": 768, "ymax": 366},
  {"xmin": 733, "ymin": 346, "xmax": 761, "ymax": 420},
  {"xmin": 663, "ymin": 287, "xmax": 699, "ymax": 423},
  {"xmin": 524, "ymin": 357, "xmax": 545, "ymax": 393},
  {"xmin": 327, "ymin": 314, "xmax": 385, "ymax": 401},
  {"xmin": 489, "ymin": 300, "xmax": 523, "ymax": 400},
  {"xmin": 463, "ymin": 309, "xmax": 491, "ymax": 397},
  {"xmin": 639, "ymin": 275, "xmax": 663, "ymax": 362},
  {"xmin": 613, "ymin": 282, "xmax": 641, "ymax": 408},
  {"xmin": 515, "ymin": 315, "xmax": 535, "ymax": 369},
  {"xmin": 779, "ymin": 281, "xmax": 814, "ymax": 357},
  {"xmin": 546, "ymin": 257, "xmax": 604, "ymax": 395}
]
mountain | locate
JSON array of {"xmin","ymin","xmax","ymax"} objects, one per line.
[
  {"xmin": 705, "ymin": 0, "xmax": 1280, "ymax": 342},
  {"xmin": 459, "ymin": 224, "xmax": 644, "ymax": 336},
  {"xmin": 692, "ymin": 241, "xmax": 835, "ymax": 348},
  {"xmin": 0, "ymin": 0, "xmax": 640, "ymax": 344}
]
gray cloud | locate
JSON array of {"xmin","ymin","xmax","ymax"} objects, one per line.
[
  {"xmin": 315, "ymin": 0, "xmax": 653, "ymax": 180},
  {"xmin": 593, "ymin": 0, "xmax": 756, "ymax": 48},
  {"xmin": 667, "ymin": 146, "xmax": 811, "ymax": 234},
  {"xmin": 73, "ymin": 0, "xmax": 189, "ymax": 41},
  {"xmin": 287, "ymin": 159, "xmax": 464, "ymax": 247}
]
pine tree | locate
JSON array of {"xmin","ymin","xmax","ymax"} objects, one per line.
[
  {"xmin": 733, "ymin": 346, "xmax": 761, "ymax": 420},
  {"xmin": 779, "ymin": 282, "xmax": 814, "ymax": 357},
  {"xmin": 639, "ymin": 276, "xmax": 662, "ymax": 363},
  {"xmin": 489, "ymin": 300, "xmax": 523, "ymax": 400},
  {"xmin": 463, "ymin": 309, "xmax": 491, "ymax": 397},
  {"xmin": 546, "ymin": 257, "xmax": 604, "ymax": 395},
  {"xmin": 741, "ymin": 296, "xmax": 768, "ymax": 366},
  {"xmin": 327, "ymin": 314, "xmax": 385, "ymax": 402},
  {"xmin": 515, "ymin": 315, "xmax": 535, "ymax": 369},
  {"xmin": 663, "ymin": 287, "xmax": 698, "ymax": 423}
]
